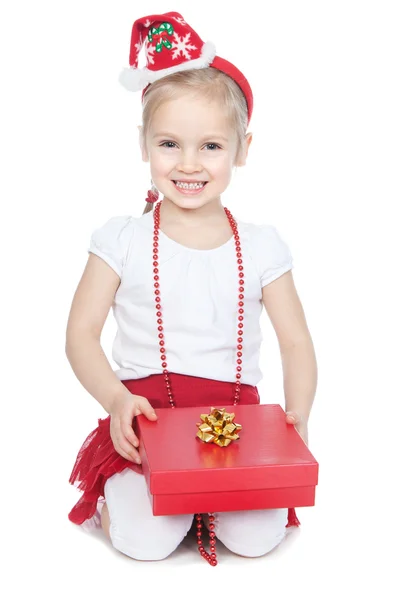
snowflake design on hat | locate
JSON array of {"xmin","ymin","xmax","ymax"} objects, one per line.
[
  {"xmin": 171, "ymin": 32, "xmax": 197, "ymax": 60},
  {"xmin": 135, "ymin": 38, "xmax": 143, "ymax": 55},
  {"xmin": 144, "ymin": 40, "xmax": 155, "ymax": 65},
  {"xmin": 172, "ymin": 15, "xmax": 187, "ymax": 27},
  {"xmin": 132, "ymin": 36, "xmax": 144, "ymax": 67}
]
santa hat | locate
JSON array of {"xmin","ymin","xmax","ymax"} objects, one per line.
[{"xmin": 119, "ymin": 11, "xmax": 253, "ymax": 123}]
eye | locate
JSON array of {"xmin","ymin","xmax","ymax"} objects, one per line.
[
  {"xmin": 204, "ymin": 143, "xmax": 222, "ymax": 151},
  {"xmin": 160, "ymin": 141, "xmax": 177, "ymax": 148}
]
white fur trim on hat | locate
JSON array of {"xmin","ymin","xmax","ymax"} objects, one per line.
[{"xmin": 119, "ymin": 41, "xmax": 216, "ymax": 92}]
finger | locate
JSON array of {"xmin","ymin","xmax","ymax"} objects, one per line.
[
  {"xmin": 121, "ymin": 418, "xmax": 140, "ymax": 448},
  {"xmin": 286, "ymin": 411, "xmax": 301, "ymax": 424},
  {"xmin": 136, "ymin": 396, "xmax": 158, "ymax": 421},
  {"xmin": 115, "ymin": 446, "xmax": 137, "ymax": 462},
  {"xmin": 115, "ymin": 435, "xmax": 141, "ymax": 464},
  {"xmin": 111, "ymin": 426, "xmax": 141, "ymax": 463}
]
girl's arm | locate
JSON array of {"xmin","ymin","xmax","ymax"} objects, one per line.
[
  {"xmin": 262, "ymin": 270, "xmax": 318, "ymax": 443},
  {"xmin": 65, "ymin": 253, "xmax": 130, "ymax": 414}
]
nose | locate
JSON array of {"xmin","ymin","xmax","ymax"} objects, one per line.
[{"xmin": 176, "ymin": 150, "xmax": 202, "ymax": 174}]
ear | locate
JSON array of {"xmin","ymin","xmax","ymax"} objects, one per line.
[
  {"xmin": 138, "ymin": 125, "xmax": 149, "ymax": 162},
  {"xmin": 236, "ymin": 132, "xmax": 253, "ymax": 167}
]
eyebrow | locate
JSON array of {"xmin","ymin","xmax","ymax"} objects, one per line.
[{"xmin": 152, "ymin": 132, "xmax": 229, "ymax": 142}]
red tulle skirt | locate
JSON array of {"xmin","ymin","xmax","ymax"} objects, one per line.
[{"xmin": 68, "ymin": 373, "xmax": 300, "ymax": 528}]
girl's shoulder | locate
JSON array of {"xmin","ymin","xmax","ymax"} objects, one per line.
[
  {"xmin": 88, "ymin": 213, "xmax": 151, "ymax": 277},
  {"xmin": 90, "ymin": 211, "xmax": 152, "ymax": 243},
  {"xmin": 239, "ymin": 219, "xmax": 294, "ymax": 286},
  {"xmin": 239, "ymin": 219, "xmax": 291, "ymax": 253}
]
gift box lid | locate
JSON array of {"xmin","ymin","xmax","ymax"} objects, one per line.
[{"xmin": 136, "ymin": 404, "xmax": 318, "ymax": 495}]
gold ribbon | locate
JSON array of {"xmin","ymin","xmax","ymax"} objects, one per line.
[{"xmin": 196, "ymin": 407, "xmax": 242, "ymax": 447}]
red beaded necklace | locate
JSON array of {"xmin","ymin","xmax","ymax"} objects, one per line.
[{"xmin": 152, "ymin": 199, "xmax": 245, "ymax": 566}]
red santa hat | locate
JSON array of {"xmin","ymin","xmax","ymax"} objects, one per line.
[{"xmin": 119, "ymin": 11, "xmax": 253, "ymax": 123}]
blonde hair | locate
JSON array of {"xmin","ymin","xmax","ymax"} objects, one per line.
[{"xmin": 141, "ymin": 67, "xmax": 249, "ymax": 215}]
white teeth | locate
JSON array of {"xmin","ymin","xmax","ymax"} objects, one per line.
[{"xmin": 175, "ymin": 181, "xmax": 205, "ymax": 190}]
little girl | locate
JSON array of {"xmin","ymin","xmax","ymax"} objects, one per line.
[{"xmin": 67, "ymin": 11, "xmax": 318, "ymax": 565}]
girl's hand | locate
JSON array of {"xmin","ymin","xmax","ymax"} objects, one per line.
[
  {"xmin": 285, "ymin": 410, "xmax": 308, "ymax": 446},
  {"xmin": 109, "ymin": 390, "xmax": 158, "ymax": 463}
]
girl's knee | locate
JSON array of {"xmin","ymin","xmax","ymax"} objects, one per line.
[
  {"xmin": 213, "ymin": 508, "xmax": 288, "ymax": 558},
  {"xmin": 109, "ymin": 512, "xmax": 193, "ymax": 561},
  {"xmin": 103, "ymin": 469, "xmax": 193, "ymax": 560}
]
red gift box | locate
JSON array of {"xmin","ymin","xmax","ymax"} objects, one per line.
[{"xmin": 136, "ymin": 403, "xmax": 319, "ymax": 516}]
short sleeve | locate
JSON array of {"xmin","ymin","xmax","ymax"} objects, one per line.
[
  {"xmin": 253, "ymin": 224, "xmax": 294, "ymax": 287},
  {"xmin": 88, "ymin": 215, "xmax": 134, "ymax": 277}
]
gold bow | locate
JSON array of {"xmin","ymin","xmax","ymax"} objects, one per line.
[{"xmin": 196, "ymin": 407, "xmax": 242, "ymax": 447}]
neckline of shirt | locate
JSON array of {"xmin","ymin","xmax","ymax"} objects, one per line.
[{"xmin": 139, "ymin": 210, "xmax": 242, "ymax": 254}]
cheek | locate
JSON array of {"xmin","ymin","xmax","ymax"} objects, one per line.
[
  {"xmin": 207, "ymin": 155, "xmax": 235, "ymax": 178},
  {"xmin": 148, "ymin": 150, "xmax": 175, "ymax": 175}
]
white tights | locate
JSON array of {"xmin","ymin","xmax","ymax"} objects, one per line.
[{"xmin": 104, "ymin": 468, "xmax": 289, "ymax": 560}]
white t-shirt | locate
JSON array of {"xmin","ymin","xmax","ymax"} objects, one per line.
[{"xmin": 89, "ymin": 210, "xmax": 293, "ymax": 386}]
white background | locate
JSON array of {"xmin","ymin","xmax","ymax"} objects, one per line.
[{"xmin": 1, "ymin": 0, "xmax": 399, "ymax": 598}]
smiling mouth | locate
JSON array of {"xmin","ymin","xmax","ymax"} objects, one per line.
[{"xmin": 173, "ymin": 181, "xmax": 208, "ymax": 190}]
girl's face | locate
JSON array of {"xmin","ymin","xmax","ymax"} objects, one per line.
[{"xmin": 141, "ymin": 93, "xmax": 251, "ymax": 212}]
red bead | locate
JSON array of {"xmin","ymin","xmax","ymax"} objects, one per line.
[
  {"xmin": 238, "ymin": 330, "xmax": 243, "ymax": 335},
  {"xmin": 198, "ymin": 546, "xmax": 204, "ymax": 552},
  {"xmin": 237, "ymin": 366, "xmax": 242, "ymax": 372},
  {"xmin": 211, "ymin": 559, "xmax": 217, "ymax": 566},
  {"xmin": 239, "ymin": 279, "xmax": 244, "ymax": 285},
  {"xmin": 238, "ymin": 301, "xmax": 244, "ymax": 307},
  {"xmin": 237, "ymin": 359, "xmax": 242, "ymax": 364},
  {"xmin": 210, "ymin": 553, "xmax": 216, "ymax": 559},
  {"xmin": 197, "ymin": 539, "xmax": 203, "ymax": 545},
  {"xmin": 237, "ymin": 351, "xmax": 242, "ymax": 357},
  {"xmin": 157, "ymin": 318, "xmax": 163, "ymax": 324},
  {"xmin": 195, "ymin": 514, "xmax": 202, "ymax": 521},
  {"xmin": 154, "ymin": 275, "xmax": 159, "ymax": 281},
  {"xmin": 236, "ymin": 373, "xmax": 242, "ymax": 379},
  {"xmin": 239, "ymin": 294, "xmax": 244, "ymax": 300},
  {"xmin": 209, "ymin": 523, "xmax": 215, "ymax": 530},
  {"xmin": 158, "ymin": 333, "xmax": 164, "ymax": 339},
  {"xmin": 155, "ymin": 296, "xmax": 161, "ymax": 302},
  {"xmin": 158, "ymin": 326, "xmax": 163, "ymax": 331},
  {"xmin": 154, "ymin": 269, "xmax": 159, "ymax": 274},
  {"xmin": 208, "ymin": 515, "xmax": 215, "ymax": 522},
  {"xmin": 162, "ymin": 362, "xmax": 167, "ymax": 368},
  {"xmin": 159, "ymin": 340, "xmax": 165, "ymax": 346},
  {"xmin": 237, "ymin": 259, "xmax": 243, "ymax": 264},
  {"xmin": 154, "ymin": 282, "xmax": 160, "ymax": 288},
  {"xmin": 156, "ymin": 304, "xmax": 161, "ymax": 310},
  {"xmin": 153, "ymin": 261, "xmax": 158, "ymax": 267},
  {"xmin": 239, "ymin": 308, "xmax": 244, "ymax": 314},
  {"xmin": 238, "ymin": 315, "xmax": 244, "ymax": 321},
  {"xmin": 239, "ymin": 287, "xmax": 244, "ymax": 292}
]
